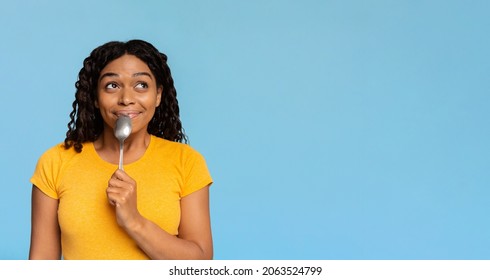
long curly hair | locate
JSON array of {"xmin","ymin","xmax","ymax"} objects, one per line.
[{"xmin": 64, "ymin": 39, "xmax": 187, "ymax": 152}]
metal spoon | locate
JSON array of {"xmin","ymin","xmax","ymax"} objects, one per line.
[{"xmin": 114, "ymin": 115, "xmax": 132, "ymax": 170}]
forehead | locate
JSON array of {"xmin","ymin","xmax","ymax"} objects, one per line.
[{"xmin": 100, "ymin": 54, "xmax": 152, "ymax": 77}]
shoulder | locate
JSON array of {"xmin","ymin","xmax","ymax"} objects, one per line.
[
  {"xmin": 40, "ymin": 142, "xmax": 80, "ymax": 160},
  {"xmin": 150, "ymin": 137, "xmax": 213, "ymax": 196},
  {"xmin": 36, "ymin": 142, "xmax": 86, "ymax": 168},
  {"xmin": 151, "ymin": 136, "xmax": 205, "ymax": 158},
  {"xmin": 32, "ymin": 142, "xmax": 85, "ymax": 190}
]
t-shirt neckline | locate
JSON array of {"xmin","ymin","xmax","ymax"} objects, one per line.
[{"xmin": 86, "ymin": 135, "xmax": 155, "ymax": 168}]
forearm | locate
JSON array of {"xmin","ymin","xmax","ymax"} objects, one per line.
[
  {"xmin": 29, "ymin": 245, "xmax": 61, "ymax": 260},
  {"xmin": 123, "ymin": 216, "xmax": 211, "ymax": 260},
  {"xmin": 108, "ymin": 177, "xmax": 213, "ymax": 260}
]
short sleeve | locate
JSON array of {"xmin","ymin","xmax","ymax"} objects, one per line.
[
  {"xmin": 30, "ymin": 144, "xmax": 64, "ymax": 199},
  {"xmin": 181, "ymin": 147, "xmax": 213, "ymax": 197}
]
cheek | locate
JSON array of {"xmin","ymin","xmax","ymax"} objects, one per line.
[
  {"xmin": 96, "ymin": 93, "xmax": 117, "ymax": 110},
  {"xmin": 139, "ymin": 94, "xmax": 160, "ymax": 109}
]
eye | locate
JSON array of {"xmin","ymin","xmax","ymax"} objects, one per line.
[
  {"xmin": 135, "ymin": 82, "xmax": 148, "ymax": 89},
  {"xmin": 105, "ymin": 82, "xmax": 119, "ymax": 90}
]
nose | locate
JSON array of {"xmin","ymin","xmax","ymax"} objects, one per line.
[{"xmin": 118, "ymin": 88, "xmax": 135, "ymax": 106}]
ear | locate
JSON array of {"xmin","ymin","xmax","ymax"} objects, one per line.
[
  {"xmin": 156, "ymin": 86, "xmax": 163, "ymax": 107},
  {"xmin": 94, "ymin": 100, "xmax": 99, "ymax": 108}
]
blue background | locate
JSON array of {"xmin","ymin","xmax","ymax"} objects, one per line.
[{"xmin": 0, "ymin": 0, "xmax": 489, "ymax": 260}]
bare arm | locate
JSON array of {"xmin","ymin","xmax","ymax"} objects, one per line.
[
  {"xmin": 29, "ymin": 185, "xmax": 61, "ymax": 260},
  {"xmin": 128, "ymin": 186, "xmax": 213, "ymax": 259},
  {"xmin": 107, "ymin": 170, "xmax": 213, "ymax": 259}
]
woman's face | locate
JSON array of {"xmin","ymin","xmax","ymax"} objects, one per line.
[{"xmin": 96, "ymin": 54, "xmax": 162, "ymax": 136}]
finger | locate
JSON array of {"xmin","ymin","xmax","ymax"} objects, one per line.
[
  {"xmin": 106, "ymin": 179, "xmax": 126, "ymax": 205},
  {"xmin": 108, "ymin": 171, "xmax": 133, "ymax": 188},
  {"xmin": 107, "ymin": 170, "xmax": 137, "ymax": 208},
  {"xmin": 108, "ymin": 177, "xmax": 124, "ymax": 189},
  {"xmin": 112, "ymin": 169, "xmax": 132, "ymax": 181},
  {"xmin": 108, "ymin": 179, "xmax": 136, "ymax": 195},
  {"xmin": 110, "ymin": 169, "xmax": 124, "ymax": 181},
  {"xmin": 107, "ymin": 184, "xmax": 134, "ymax": 204},
  {"xmin": 107, "ymin": 183, "xmax": 121, "ymax": 202},
  {"xmin": 110, "ymin": 170, "xmax": 136, "ymax": 187},
  {"xmin": 107, "ymin": 191, "xmax": 118, "ymax": 207}
]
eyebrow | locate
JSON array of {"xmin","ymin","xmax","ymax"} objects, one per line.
[{"xmin": 99, "ymin": 71, "xmax": 153, "ymax": 81}]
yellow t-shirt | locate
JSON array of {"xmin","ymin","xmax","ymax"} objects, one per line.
[{"xmin": 30, "ymin": 135, "xmax": 213, "ymax": 259}]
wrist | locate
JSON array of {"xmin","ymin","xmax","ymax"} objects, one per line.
[{"xmin": 122, "ymin": 213, "xmax": 145, "ymax": 234}]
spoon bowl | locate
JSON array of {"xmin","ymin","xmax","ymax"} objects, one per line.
[
  {"xmin": 115, "ymin": 115, "xmax": 132, "ymax": 142},
  {"xmin": 114, "ymin": 115, "xmax": 132, "ymax": 170}
]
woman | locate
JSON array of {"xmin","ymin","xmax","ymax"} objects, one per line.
[{"xmin": 29, "ymin": 40, "xmax": 213, "ymax": 260}]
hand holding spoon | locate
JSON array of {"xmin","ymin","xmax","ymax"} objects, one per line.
[{"xmin": 114, "ymin": 115, "xmax": 132, "ymax": 170}]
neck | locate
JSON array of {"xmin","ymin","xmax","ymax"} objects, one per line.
[{"xmin": 93, "ymin": 129, "xmax": 151, "ymax": 165}]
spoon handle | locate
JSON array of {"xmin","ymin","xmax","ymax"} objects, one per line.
[{"xmin": 119, "ymin": 141, "xmax": 124, "ymax": 170}]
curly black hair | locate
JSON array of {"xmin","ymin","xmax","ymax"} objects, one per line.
[{"xmin": 64, "ymin": 39, "xmax": 187, "ymax": 152}]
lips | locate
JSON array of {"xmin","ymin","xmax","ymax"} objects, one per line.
[{"xmin": 116, "ymin": 111, "xmax": 141, "ymax": 119}]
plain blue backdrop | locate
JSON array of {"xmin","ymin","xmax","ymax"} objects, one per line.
[{"xmin": 0, "ymin": 0, "xmax": 489, "ymax": 259}]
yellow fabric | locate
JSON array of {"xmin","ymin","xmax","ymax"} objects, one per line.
[{"xmin": 30, "ymin": 135, "xmax": 212, "ymax": 260}]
